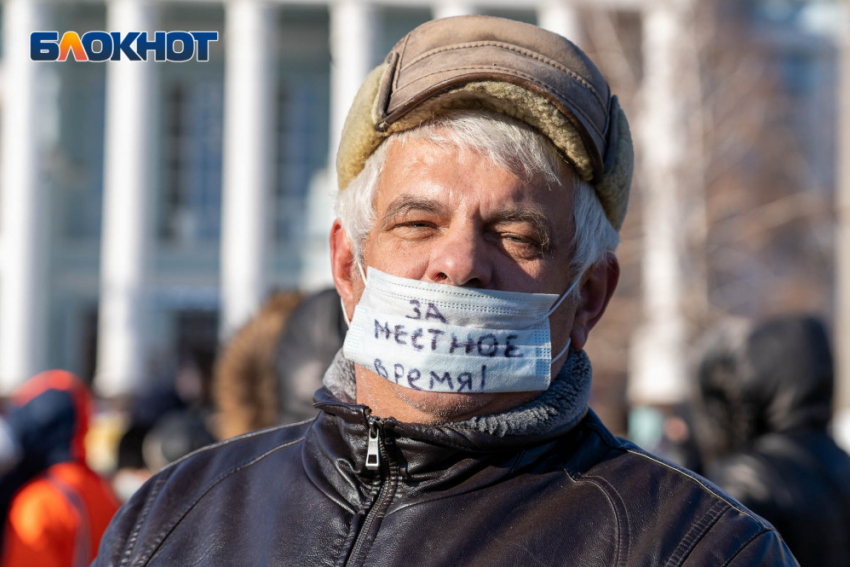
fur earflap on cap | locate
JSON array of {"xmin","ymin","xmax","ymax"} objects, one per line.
[
  {"xmin": 335, "ymin": 15, "xmax": 634, "ymax": 232},
  {"xmin": 336, "ymin": 63, "xmax": 390, "ymax": 200}
]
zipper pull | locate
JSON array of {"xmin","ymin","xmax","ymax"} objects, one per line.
[{"xmin": 366, "ymin": 418, "xmax": 381, "ymax": 471}]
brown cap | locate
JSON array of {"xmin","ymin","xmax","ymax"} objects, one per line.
[{"xmin": 336, "ymin": 15, "xmax": 633, "ymax": 231}]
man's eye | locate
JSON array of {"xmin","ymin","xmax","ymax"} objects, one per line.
[
  {"xmin": 503, "ymin": 234, "xmax": 537, "ymax": 247},
  {"xmin": 391, "ymin": 221, "xmax": 437, "ymax": 238},
  {"xmin": 499, "ymin": 233, "xmax": 547, "ymax": 258}
]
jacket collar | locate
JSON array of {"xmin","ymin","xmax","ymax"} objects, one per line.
[
  {"xmin": 317, "ymin": 348, "xmax": 592, "ymax": 448},
  {"xmin": 306, "ymin": 351, "xmax": 592, "ymax": 507}
]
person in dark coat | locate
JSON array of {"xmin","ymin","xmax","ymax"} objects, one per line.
[
  {"xmin": 213, "ymin": 289, "xmax": 347, "ymax": 439},
  {"xmin": 273, "ymin": 288, "xmax": 348, "ymax": 424},
  {"xmin": 694, "ymin": 314, "xmax": 850, "ymax": 567}
]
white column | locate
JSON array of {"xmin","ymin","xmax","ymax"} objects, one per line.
[
  {"xmin": 0, "ymin": 0, "xmax": 53, "ymax": 391},
  {"xmin": 628, "ymin": 1, "xmax": 692, "ymax": 406},
  {"xmin": 537, "ymin": 1, "xmax": 583, "ymax": 47},
  {"xmin": 95, "ymin": 0, "xmax": 159, "ymax": 397},
  {"xmin": 220, "ymin": 0, "xmax": 277, "ymax": 338},
  {"xmin": 300, "ymin": 0, "xmax": 378, "ymax": 288},
  {"xmin": 432, "ymin": 1, "xmax": 477, "ymax": 20},
  {"xmin": 329, "ymin": 0, "xmax": 378, "ymax": 166}
]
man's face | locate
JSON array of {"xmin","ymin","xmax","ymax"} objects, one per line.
[
  {"xmin": 366, "ymin": 139, "xmax": 576, "ymax": 290},
  {"xmin": 332, "ymin": 132, "xmax": 614, "ymax": 421}
]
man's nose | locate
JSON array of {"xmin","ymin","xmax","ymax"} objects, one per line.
[{"xmin": 425, "ymin": 227, "xmax": 492, "ymax": 288}]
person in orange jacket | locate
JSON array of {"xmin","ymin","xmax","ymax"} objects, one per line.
[{"xmin": 0, "ymin": 370, "xmax": 119, "ymax": 567}]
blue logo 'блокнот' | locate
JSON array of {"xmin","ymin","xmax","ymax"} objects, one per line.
[{"xmin": 30, "ymin": 31, "xmax": 219, "ymax": 62}]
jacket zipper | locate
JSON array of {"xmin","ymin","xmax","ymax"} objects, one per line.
[
  {"xmin": 345, "ymin": 416, "xmax": 393, "ymax": 567},
  {"xmin": 366, "ymin": 418, "xmax": 381, "ymax": 471}
]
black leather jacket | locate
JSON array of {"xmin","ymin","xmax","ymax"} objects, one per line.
[
  {"xmin": 94, "ymin": 353, "xmax": 796, "ymax": 566},
  {"xmin": 695, "ymin": 315, "xmax": 850, "ymax": 566}
]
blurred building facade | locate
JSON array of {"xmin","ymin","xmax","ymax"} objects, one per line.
[
  {"xmin": 0, "ymin": 0, "xmax": 844, "ymax": 426},
  {"xmin": 0, "ymin": 0, "xmax": 570, "ymax": 398}
]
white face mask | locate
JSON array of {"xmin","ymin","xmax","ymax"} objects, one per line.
[{"xmin": 342, "ymin": 266, "xmax": 579, "ymax": 394}]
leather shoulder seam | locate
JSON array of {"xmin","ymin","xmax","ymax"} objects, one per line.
[
  {"xmin": 575, "ymin": 473, "xmax": 629, "ymax": 566},
  {"xmin": 624, "ymin": 449, "xmax": 768, "ymax": 528},
  {"xmin": 158, "ymin": 418, "xmax": 314, "ymax": 474},
  {"xmin": 134, "ymin": 437, "xmax": 306, "ymax": 566},
  {"xmin": 118, "ymin": 472, "xmax": 168, "ymax": 567},
  {"xmin": 663, "ymin": 499, "xmax": 727, "ymax": 567}
]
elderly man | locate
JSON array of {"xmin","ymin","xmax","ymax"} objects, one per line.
[{"xmin": 94, "ymin": 16, "xmax": 797, "ymax": 566}]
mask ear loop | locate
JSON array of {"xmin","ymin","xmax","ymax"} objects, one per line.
[
  {"xmin": 550, "ymin": 337, "xmax": 572, "ymax": 365},
  {"xmin": 513, "ymin": 275, "xmax": 582, "ymax": 331},
  {"xmin": 543, "ymin": 276, "xmax": 580, "ymax": 318},
  {"xmin": 341, "ymin": 261, "xmax": 369, "ymax": 327},
  {"xmin": 546, "ymin": 276, "xmax": 581, "ymax": 366},
  {"xmin": 341, "ymin": 297, "xmax": 351, "ymax": 327}
]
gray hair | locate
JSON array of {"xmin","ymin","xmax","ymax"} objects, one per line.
[{"xmin": 335, "ymin": 110, "xmax": 619, "ymax": 296}]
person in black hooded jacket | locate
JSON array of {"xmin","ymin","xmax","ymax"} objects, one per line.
[
  {"xmin": 212, "ymin": 289, "xmax": 348, "ymax": 440},
  {"xmin": 693, "ymin": 315, "xmax": 850, "ymax": 567}
]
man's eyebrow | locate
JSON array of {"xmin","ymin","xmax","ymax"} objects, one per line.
[{"xmin": 380, "ymin": 195, "xmax": 449, "ymax": 229}]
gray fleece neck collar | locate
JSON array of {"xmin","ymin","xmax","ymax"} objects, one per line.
[{"xmin": 322, "ymin": 349, "xmax": 593, "ymax": 437}]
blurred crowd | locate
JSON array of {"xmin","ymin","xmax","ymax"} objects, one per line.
[{"xmin": 0, "ymin": 289, "xmax": 846, "ymax": 566}]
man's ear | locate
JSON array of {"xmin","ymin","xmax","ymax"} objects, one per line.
[
  {"xmin": 569, "ymin": 254, "xmax": 620, "ymax": 351},
  {"xmin": 330, "ymin": 220, "xmax": 358, "ymax": 320}
]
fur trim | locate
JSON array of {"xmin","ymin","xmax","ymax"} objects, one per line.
[
  {"xmin": 457, "ymin": 350, "xmax": 592, "ymax": 437},
  {"xmin": 322, "ymin": 349, "xmax": 358, "ymax": 403},
  {"xmin": 321, "ymin": 348, "xmax": 592, "ymax": 437},
  {"xmin": 213, "ymin": 292, "xmax": 304, "ymax": 439},
  {"xmin": 336, "ymin": 64, "xmax": 389, "ymax": 193},
  {"xmin": 594, "ymin": 107, "xmax": 633, "ymax": 231}
]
